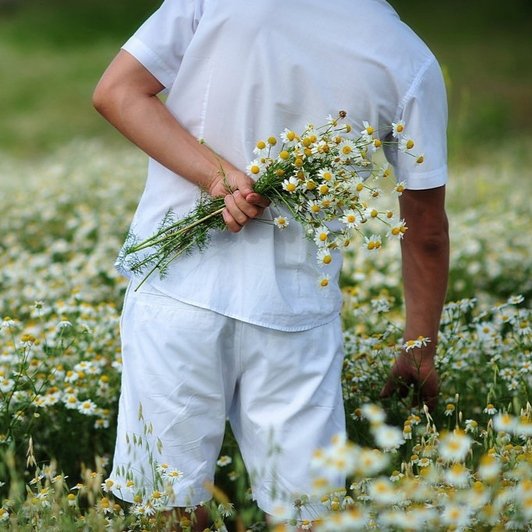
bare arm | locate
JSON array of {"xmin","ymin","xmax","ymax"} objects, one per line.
[
  {"xmin": 92, "ymin": 50, "xmax": 268, "ymax": 232},
  {"xmin": 380, "ymin": 185, "xmax": 449, "ymax": 411}
]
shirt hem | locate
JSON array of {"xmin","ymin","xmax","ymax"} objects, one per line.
[
  {"xmin": 401, "ymin": 166, "xmax": 448, "ymax": 190},
  {"xmin": 122, "ymin": 271, "xmax": 341, "ymax": 333}
]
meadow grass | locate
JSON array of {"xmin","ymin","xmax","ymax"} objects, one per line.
[{"xmin": 0, "ymin": 139, "xmax": 530, "ymax": 530}]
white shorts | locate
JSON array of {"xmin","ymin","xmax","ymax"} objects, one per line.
[{"xmin": 109, "ymin": 281, "xmax": 346, "ymax": 521}]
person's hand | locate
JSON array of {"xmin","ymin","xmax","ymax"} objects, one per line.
[
  {"xmin": 208, "ymin": 169, "xmax": 270, "ymax": 233},
  {"xmin": 379, "ymin": 350, "xmax": 439, "ymax": 412}
]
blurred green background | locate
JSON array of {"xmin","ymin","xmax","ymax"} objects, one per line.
[{"xmin": 0, "ymin": 0, "xmax": 531, "ymax": 161}]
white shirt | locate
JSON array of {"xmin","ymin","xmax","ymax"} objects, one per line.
[{"xmin": 117, "ymin": 0, "xmax": 448, "ymax": 331}]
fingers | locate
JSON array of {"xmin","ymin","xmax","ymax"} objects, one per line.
[
  {"xmin": 380, "ymin": 373, "xmax": 410, "ymax": 400},
  {"xmin": 415, "ymin": 367, "xmax": 439, "ymax": 412},
  {"xmin": 245, "ymin": 192, "xmax": 271, "ymax": 208},
  {"xmin": 380, "ymin": 360, "xmax": 439, "ymax": 412},
  {"xmin": 223, "ymin": 190, "xmax": 265, "ymax": 233}
]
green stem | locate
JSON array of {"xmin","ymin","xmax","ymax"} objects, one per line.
[{"xmin": 128, "ymin": 206, "xmax": 225, "ymax": 253}]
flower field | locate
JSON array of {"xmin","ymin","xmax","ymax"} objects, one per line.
[{"xmin": 0, "ymin": 139, "xmax": 530, "ymax": 530}]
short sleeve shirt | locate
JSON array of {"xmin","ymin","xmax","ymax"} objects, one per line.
[{"xmin": 118, "ymin": 0, "xmax": 448, "ymax": 331}]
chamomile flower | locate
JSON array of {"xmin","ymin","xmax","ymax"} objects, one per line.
[
  {"xmin": 483, "ymin": 403, "xmax": 497, "ymax": 415},
  {"xmin": 253, "ymin": 139, "xmax": 268, "ymax": 155},
  {"xmin": 314, "ymin": 226, "xmax": 330, "ymax": 246},
  {"xmin": 216, "ymin": 456, "xmax": 232, "ymax": 467},
  {"xmin": 317, "ymin": 274, "xmax": 331, "ymax": 289},
  {"xmin": 368, "ymin": 477, "xmax": 403, "ymax": 505},
  {"xmin": 280, "ymin": 128, "xmax": 298, "ymax": 145},
  {"xmin": 78, "ymin": 399, "xmax": 97, "ymax": 416},
  {"xmin": 399, "ymin": 137, "xmax": 415, "ymax": 152},
  {"xmin": 361, "ymin": 121, "xmax": 375, "ymax": 137},
  {"xmin": 391, "ymin": 120, "xmax": 406, "ymax": 138},
  {"xmin": 317, "ymin": 248, "xmax": 333, "ymax": 266},
  {"xmin": 307, "ymin": 200, "xmax": 321, "ymax": 214},
  {"xmin": 337, "ymin": 139, "xmax": 358, "ymax": 160},
  {"xmin": 341, "ymin": 210, "xmax": 361, "ymax": 228},
  {"xmin": 273, "ymin": 216, "xmax": 289, "ymax": 229},
  {"xmin": 363, "ymin": 234, "xmax": 382, "ymax": 251},
  {"xmin": 393, "ymin": 180, "xmax": 407, "ymax": 195},
  {"xmin": 445, "ymin": 463, "xmax": 470, "ymax": 487},
  {"xmin": 372, "ymin": 424, "xmax": 405, "ymax": 451},
  {"xmin": 361, "ymin": 404, "xmax": 386, "ymax": 425},
  {"xmin": 465, "ymin": 419, "xmax": 479, "ymax": 434},
  {"xmin": 477, "ymin": 454, "xmax": 501, "ymax": 481},
  {"xmin": 282, "ymin": 176, "xmax": 299, "ymax": 193},
  {"xmin": 493, "ymin": 412, "xmax": 518, "ymax": 433},
  {"xmin": 439, "ymin": 430, "xmax": 472, "ymax": 462},
  {"xmin": 246, "ymin": 159, "xmax": 265, "ymax": 177},
  {"xmin": 387, "ymin": 219, "xmax": 408, "ymax": 239},
  {"xmin": 318, "ymin": 168, "xmax": 335, "ymax": 182}
]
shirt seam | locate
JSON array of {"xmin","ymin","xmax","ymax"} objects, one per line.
[{"xmin": 393, "ymin": 54, "xmax": 437, "ymax": 124}]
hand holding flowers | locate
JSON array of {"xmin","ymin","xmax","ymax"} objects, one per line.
[{"xmin": 119, "ymin": 112, "xmax": 422, "ymax": 288}]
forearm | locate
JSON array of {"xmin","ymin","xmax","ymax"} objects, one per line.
[
  {"xmin": 400, "ymin": 189, "xmax": 449, "ymax": 355},
  {"xmin": 401, "ymin": 234, "xmax": 449, "ymax": 343}
]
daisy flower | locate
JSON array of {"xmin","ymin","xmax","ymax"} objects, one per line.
[
  {"xmin": 477, "ymin": 454, "xmax": 501, "ymax": 481},
  {"xmin": 363, "ymin": 234, "xmax": 382, "ymax": 251},
  {"xmin": 282, "ymin": 176, "xmax": 299, "ymax": 193},
  {"xmin": 483, "ymin": 403, "xmax": 497, "ymax": 415},
  {"xmin": 280, "ymin": 128, "xmax": 298, "ymax": 145},
  {"xmin": 445, "ymin": 463, "xmax": 470, "ymax": 487},
  {"xmin": 246, "ymin": 159, "xmax": 265, "ymax": 177},
  {"xmin": 316, "ymin": 248, "xmax": 333, "ymax": 266},
  {"xmin": 314, "ymin": 226, "xmax": 330, "ymax": 246},
  {"xmin": 391, "ymin": 120, "xmax": 405, "ymax": 138},
  {"xmin": 399, "ymin": 137, "xmax": 415, "ymax": 152},
  {"xmin": 372, "ymin": 424, "xmax": 405, "ymax": 451},
  {"xmin": 307, "ymin": 200, "xmax": 321, "ymax": 214},
  {"xmin": 361, "ymin": 404, "xmax": 386, "ymax": 425},
  {"xmin": 216, "ymin": 456, "xmax": 232, "ymax": 467},
  {"xmin": 273, "ymin": 216, "xmax": 289, "ymax": 229},
  {"xmin": 341, "ymin": 209, "xmax": 361, "ymax": 229},
  {"xmin": 439, "ymin": 430, "xmax": 472, "ymax": 462},
  {"xmin": 78, "ymin": 399, "xmax": 97, "ymax": 416},
  {"xmin": 318, "ymin": 168, "xmax": 335, "ymax": 182},
  {"xmin": 337, "ymin": 139, "xmax": 358, "ymax": 159},
  {"xmin": 253, "ymin": 139, "xmax": 268, "ymax": 155},
  {"xmin": 317, "ymin": 274, "xmax": 330, "ymax": 289}
]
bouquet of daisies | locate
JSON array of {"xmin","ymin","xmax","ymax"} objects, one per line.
[{"xmin": 119, "ymin": 112, "xmax": 421, "ymax": 288}]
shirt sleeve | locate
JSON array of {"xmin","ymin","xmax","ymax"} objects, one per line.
[
  {"xmin": 121, "ymin": 0, "xmax": 204, "ymax": 89},
  {"xmin": 384, "ymin": 56, "xmax": 448, "ymax": 190}
]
